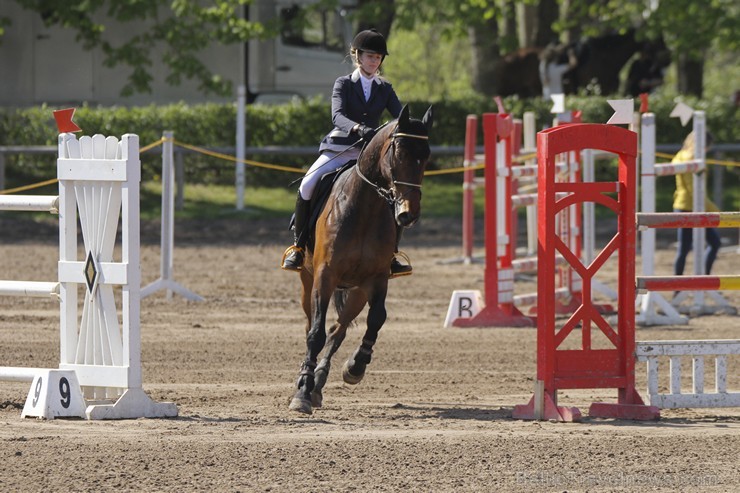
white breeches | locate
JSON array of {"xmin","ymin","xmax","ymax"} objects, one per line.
[{"xmin": 298, "ymin": 148, "xmax": 361, "ymax": 200}]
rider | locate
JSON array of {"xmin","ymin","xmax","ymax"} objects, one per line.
[{"xmin": 280, "ymin": 28, "xmax": 412, "ymax": 277}]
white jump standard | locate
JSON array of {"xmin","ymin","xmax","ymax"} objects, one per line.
[{"xmin": 0, "ymin": 132, "xmax": 177, "ymax": 420}]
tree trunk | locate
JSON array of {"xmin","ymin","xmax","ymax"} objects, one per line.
[
  {"xmin": 677, "ymin": 53, "xmax": 703, "ymax": 97},
  {"xmin": 517, "ymin": 3, "xmax": 538, "ymax": 48},
  {"xmin": 535, "ymin": 0, "xmax": 559, "ymax": 46},
  {"xmin": 469, "ymin": 17, "xmax": 501, "ymax": 96},
  {"xmin": 559, "ymin": 0, "xmax": 581, "ymax": 45},
  {"xmin": 356, "ymin": 0, "xmax": 395, "ymax": 38},
  {"xmin": 502, "ymin": 0, "xmax": 519, "ymax": 51}
]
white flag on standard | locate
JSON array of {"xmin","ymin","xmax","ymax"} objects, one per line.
[{"xmin": 607, "ymin": 99, "xmax": 634, "ymax": 125}]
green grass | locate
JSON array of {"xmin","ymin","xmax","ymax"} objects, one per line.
[
  {"xmin": 141, "ymin": 178, "xmax": 471, "ymax": 220},
  {"xmin": 141, "ymin": 182, "xmax": 297, "ymax": 220}
]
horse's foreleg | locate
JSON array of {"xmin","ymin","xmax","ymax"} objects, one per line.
[
  {"xmin": 343, "ymin": 285, "xmax": 387, "ymax": 385},
  {"xmin": 290, "ymin": 278, "xmax": 332, "ymax": 415},
  {"xmin": 312, "ymin": 290, "xmax": 368, "ymax": 407},
  {"xmin": 311, "ymin": 322, "xmax": 345, "ymax": 408}
]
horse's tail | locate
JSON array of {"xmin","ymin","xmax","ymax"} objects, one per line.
[
  {"xmin": 333, "ymin": 289, "xmax": 348, "ymax": 314},
  {"xmin": 333, "ymin": 289, "xmax": 352, "ymax": 322}
]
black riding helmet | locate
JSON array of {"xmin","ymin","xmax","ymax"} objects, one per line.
[{"xmin": 351, "ymin": 29, "xmax": 389, "ymax": 56}]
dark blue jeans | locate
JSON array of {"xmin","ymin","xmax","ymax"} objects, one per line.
[{"xmin": 673, "ymin": 209, "xmax": 721, "ymax": 275}]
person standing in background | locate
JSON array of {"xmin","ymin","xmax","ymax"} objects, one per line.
[{"xmin": 672, "ymin": 130, "xmax": 721, "ymax": 278}]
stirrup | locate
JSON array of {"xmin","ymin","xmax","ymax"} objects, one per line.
[
  {"xmin": 389, "ymin": 251, "xmax": 412, "ymax": 279},
  {"xmin": 281, "ymin": 245, "xmax": 304, "ymax": 272}
]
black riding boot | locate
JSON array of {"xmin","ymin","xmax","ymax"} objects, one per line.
[
  {"xmin": 390, "ymin": 225, "xmax": 412, "ymax": 278},
  {"xmin": 281, "ymin": 193, "xmax": 311, "ymax": 271}
]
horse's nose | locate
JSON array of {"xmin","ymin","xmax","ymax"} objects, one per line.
[
  {"xmin": 396, "ymin": 211, "xmax": 417, "ymax": 227},
  {"xmin": 396, "ymin": 205, "xmax": 418, "ymax": 227},
  {"xmin": 396, "ymin": 199, "xmax": 419, "ymax": 227}
]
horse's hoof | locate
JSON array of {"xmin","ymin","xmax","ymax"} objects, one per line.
[
  {"xmin": 314, "ymin": 366, "xmax": 329, "ymax": 390},
  {"xmin": 342, "ymin": 360, "xmax": 365, "ymax": 385},
  {"xmin": 289, "ymin": 397, "xmax": 313, "ymax": 415},
  {"xmin": 310, "ymin": 390, "xmax": 323, "ymax": 408}
]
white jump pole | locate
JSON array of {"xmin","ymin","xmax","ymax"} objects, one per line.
[
  {"xmin": 141, "ymin": 131, "xmax": 204, "ymax": 302},
  {"xmin": 0, "ymin": 197, "xmax": 61, "ymax": 298},
  {"xmin": 0, "ymin": 195, "xmax": 59, "ymax": 212},
  {"xmin": 0, "ymin": 281, "xmax": 59, "ymax": 297},
  {"xmin": 636, "ymin": 112, "xmax": 688, "ymax": 325},
  {"xmin": 522, "ymin": 112, "xmax": 537, "ymax": 257},
  {"xmin": 581, "ymin": 148, "xmax": 618, "ymax": 301},
  {"xmin": 236, "ymin": 84, "xmax": 246, "ymax": 211}
]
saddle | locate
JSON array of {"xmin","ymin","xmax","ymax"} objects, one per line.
[{"xmin": 289, "ymin": 160, "xmax": 357, "ymax": 251}]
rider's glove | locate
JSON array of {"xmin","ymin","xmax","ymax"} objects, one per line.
[{"xmin": 357, "ymin": 125, "xmax": 377, "ymax": 141}]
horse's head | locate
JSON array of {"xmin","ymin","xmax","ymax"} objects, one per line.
[{"xmin": 371, "ymin": 105, "xmax": 433, "ymax": 228}]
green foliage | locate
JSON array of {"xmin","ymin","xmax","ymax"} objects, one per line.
[
  {"xmin": 0, "ymin": 15, "xmax": 10, "ymax": 38},
  {"xmin": 1, "ymin": 94, "xmax": 737, "ymax": 192},
  {"xmin": 383, "ymin": 24, "xmax": 477, "ymax": 101},
  {"xmin": 560, "ymin": 0, "xmax": 739, "ymax": 60}
]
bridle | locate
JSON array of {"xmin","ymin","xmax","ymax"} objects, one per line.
[{"xmin": 354, "ymin": 127, "xmax": 429, "ymax": 207}]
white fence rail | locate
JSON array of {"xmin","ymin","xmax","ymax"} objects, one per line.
[{"xmin": 636, "ymin": 340, "xmax": 740, "ymax": 408}]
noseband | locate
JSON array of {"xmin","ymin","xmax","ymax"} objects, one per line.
[{"xmin": 354, "ymin": 128, "xmax": 429, "ymax": 207}]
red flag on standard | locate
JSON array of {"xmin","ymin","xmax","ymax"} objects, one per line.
[
  {"xmin": 493, "ymin": 95, "xmax": 506, "ymax": 114},
  {"xmin": 639, "ymin": 93, "xmax": 649, "ymax": 113},
  {"xmin": 53, "ymin": 108, "xmax": 82, "ymax": 133}
]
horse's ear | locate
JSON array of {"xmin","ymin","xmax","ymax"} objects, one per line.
[
  {"xmin": 398, "ymin": 105, "xmax": 410, "ymax": 131},
  {"xmin": 422, "ymin": 105, "xmax": 434, "ymax": 133}
]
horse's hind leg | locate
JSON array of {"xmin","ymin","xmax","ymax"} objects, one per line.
[
  {"xmin": 343, "ymin": 284, "xmax": 387, "ymax": 385},
  {"xmin": 312, "ymin": 290, "xmax": 367, "ymax": 407}
]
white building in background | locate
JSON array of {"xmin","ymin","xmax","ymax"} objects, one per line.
[{"xmin": 0, "ymin": 0, "xmax": 356, "ymax": 107}]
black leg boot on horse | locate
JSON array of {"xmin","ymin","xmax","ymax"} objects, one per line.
[
  {"xmin": 390, "ymin": 225, "xmax": 412, "ymax": 278},
  {"xmin": 281, "ymin": 192, "xmax": 311, "ymax": 271}
]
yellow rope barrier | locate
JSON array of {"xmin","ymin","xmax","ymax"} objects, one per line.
[
  {"xmin": 0, "ymin": 178, "xmax": 58, "ymax": 195},
  {"xmin": 140, "ymin": 137, "xmax": 165, "ymax": 153},
  {"xmin": 173, "ymin": 137, "xmax": 489, "ymax": 177},
  {"xmin": 513, "ymin": 152, "xmax": 537, "ymax": 163},
  {"xmin": 171, "ymin": 138, "xmax": 305, "ymax": 174},
  {"xmin": 2, "ymin": 137, "xmax": 737, "ymax": 196},
  {"xmin": 425, "ymin": 164, "xmax": 484, "ymax": 176},
  {"xmin": 655, "ymin": 151, "xmax": 739, "ymax": 167}
]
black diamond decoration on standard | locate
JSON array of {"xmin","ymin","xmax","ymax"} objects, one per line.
[{"xmin": 84, "ymin": 251, "xmax": 98, "ymax": 294}]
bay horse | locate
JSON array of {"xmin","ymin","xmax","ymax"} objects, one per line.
[{"xmin": 289, "ymin": 105, "xmax": 433, "ymax": 414}]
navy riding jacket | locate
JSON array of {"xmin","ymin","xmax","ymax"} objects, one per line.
[{"xmin": 319, "ymin": 70, "xmax": 403, "ymax": 153}]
